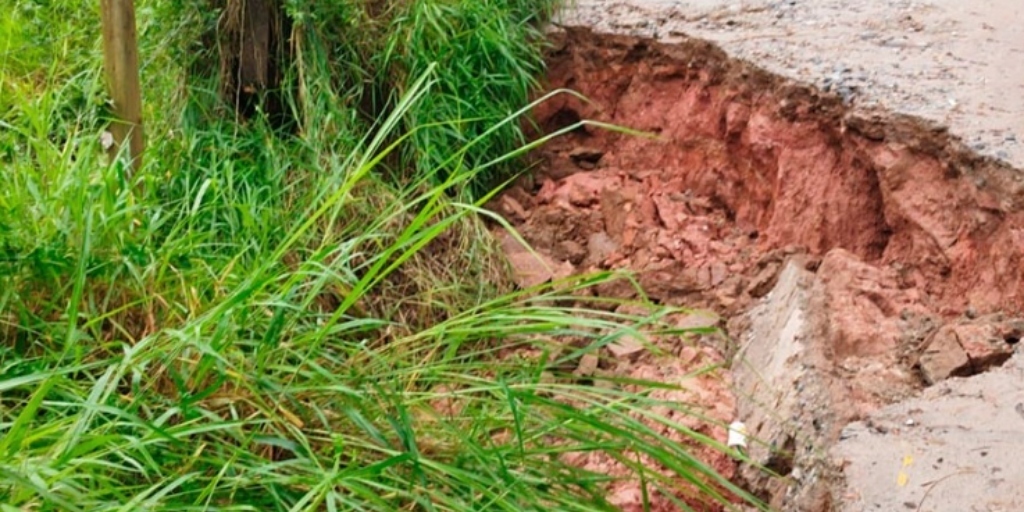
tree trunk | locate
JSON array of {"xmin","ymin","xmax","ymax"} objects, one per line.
[{"xmin": 215, "ymin": 0, "xmax": 293, "ymax": 126}]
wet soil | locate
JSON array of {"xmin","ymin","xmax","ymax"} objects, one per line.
[{"xmin": 490, "ymin": 26, "xmax": 1024, "ymax": 509}]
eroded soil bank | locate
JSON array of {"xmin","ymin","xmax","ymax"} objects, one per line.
[
  {"xmin": 490, "ymin": 27, "xmax": 1024, "ymax": 510},
  {"xmin": 558, "ymin": 0, "xmax": 1024, "ymax": 168}
]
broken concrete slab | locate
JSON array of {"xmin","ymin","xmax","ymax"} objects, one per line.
[
  {"xmin": 731, "ymin": 250, "xmax": 935, "ymax": 510},
  {"xmin": 731, "ymin": 251, "xmax": 1021, "ymax": 510},
  {"xmin": 731, "ymin": 258, "xmax": 841, "ymax": 511},
  {"xmin": 833, "ymin": 352, "xmax": 1024, "ymax": 512}
]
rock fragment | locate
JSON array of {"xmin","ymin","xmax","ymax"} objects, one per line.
[
  {"xmin": 919, "ymin": 318, "xmax": 1020, "ymax": 384},
  {"xmin": 498, "ymin": 230, "xmax": 569, "ymax": 288},
  {"xmin": 607, "ymin": 334, "xmax": 646, "ymax": 361}
]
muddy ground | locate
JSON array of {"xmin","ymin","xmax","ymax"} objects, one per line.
[{"xmin": 489, "ymin": 3, "xmax": 1024, "ymax": 510}]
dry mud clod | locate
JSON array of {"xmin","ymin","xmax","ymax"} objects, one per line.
[{"xmin": 491, "ymin": 27, "xmax": 1024, "ymax": 510}]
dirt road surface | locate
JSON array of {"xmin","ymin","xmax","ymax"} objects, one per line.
[{"xmin": 558, "ymin": 0, "xmax": 1024, "ymax": 168}]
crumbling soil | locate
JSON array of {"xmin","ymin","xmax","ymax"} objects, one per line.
[
  {"xmin": 489, "ymin": 26, "xmax": 1024, "ymax": 510},
  {"xmin": 505, "ymin": 27, "xmax": 1024, "ymax": 316},
  {"xmin": 557, "ymin": 0, "xmax": 1024, "ymax": 168}
]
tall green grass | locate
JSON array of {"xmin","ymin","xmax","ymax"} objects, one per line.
[
  {"xmin": 1, "ymin": 0, "xmax": 763, "ymax": 509},
  {"xmin": 383, "ymin": 0, "xmax": 556, "ymax": 194}
]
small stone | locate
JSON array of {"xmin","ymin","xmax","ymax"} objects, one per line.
[
  {"xmin": 614, "ymin": 303, "xmax": 655, "ymax": 317},
  {"xmin": 592, "ymin": 370, "xmax": 617, "ymax": 390},
  {"xmin": 498, "ymin": 230, "xmax": 561, "ymax": 289},
  {"xmin": 574, "ymin": 354, "xmax": 600, "ymax": 376},
  {"xmin": 550, "ymin": 260, "xmax": 577, "ymax": 291},
  {"xmin": 500, "ymin": 195, "xmax": 528, "ymax": 221},
  {"xmin": 595, "ymin": 277, "xmax": 639, "ymax": 302},
  {"xmin": 672, "ymin": 309, "xmax": 721, "ymax": 331},
  {"xmin": 568, "ymin": 182, "xmax": 596, "ymax": 207},
  {"xmin": 505, "ymin": 251, "xmax": 555, "ymax": 288},
  {"xmin": 586, "ymin": 231, "xmax": 619, "ymax": 266},
  {"xmin": 555, "ymin": 240, "xmax": 587, "ymax": 265},
  {"xmin": 709, "ymin": 261, "xmax": 728, "ymax": 287},
  {"xmin": 100, "ymin": 131, "xmax": 115, "ymax": 150},
  {"xmin": 607, "ymin": 334, "xmax": 646, "ymax": 361},
  {"xmin": 955, "ymin": 323, "xmax": 1015, "ymax": 370},
  {"xmin": 569, "ymin": 147, "xmax": 604, "ymax": 168},
  {"xmin": 747, "ymin": 261, "xmax": 782, "ymax": 298},
  {"xmin": 919, "ymin": 325, "xmax": 971, "ymax": 384}
]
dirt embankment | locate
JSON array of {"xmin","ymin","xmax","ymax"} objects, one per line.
[
  {"xmin": 558, "ymin": 0, "xmax": 1024, "ymax": 168},
  {"xmin": 490, "ymin": 27, "xmax": 1024, "ymax": 509},
  {"xmin": 505, "ymin": 27, "xmax": 1024, "ymax": 317}
]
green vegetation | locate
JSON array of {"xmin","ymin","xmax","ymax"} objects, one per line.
[{"xmin": 1, "ymin": 0, "xmax": 761, "ymax": 509}]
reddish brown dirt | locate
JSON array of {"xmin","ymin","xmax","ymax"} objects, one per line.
[
  {"xmin": 505, "ymin": 27, "xmax": 1024, "ymax": 317},
  {"xmin": 490, "ymin": 27, "xmax": 1024, "ymax": 508},
  {"xmin": 560, "ymin": 340, "xmax": 740, "ymax": 511}
]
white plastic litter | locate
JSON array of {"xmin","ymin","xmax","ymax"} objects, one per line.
[
  {"xmin": 101, "ymin": 131, "xmax": 115, "ymax": 151},
  {"xmin": 727, "ymin": 420, "xmax": 748, "ymax": 450}
]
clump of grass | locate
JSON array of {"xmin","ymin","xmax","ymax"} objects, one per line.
[
  {"xmin": 1, "ymin": 0, "xmax": 763, "ymax": 510},
  {"xmin": 383, "ymin": 0, "xmax": 556, "ymax": 195},
  {"xmin": 177, "ymin": 0, "xmax": 555, "ymax": 196}
]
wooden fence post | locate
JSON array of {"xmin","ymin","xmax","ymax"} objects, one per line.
[{"xmin": 100, "ymin": 0, "xmax": 144, "ymax": 174}]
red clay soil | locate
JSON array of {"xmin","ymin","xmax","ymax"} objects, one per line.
[
  {"xmin": 502, "ymin": 27, "xmax": 1024, "ymax": 316},
  {"xmin": 489, "ymin": 26, "xmax": 1024, "ymax": 508},
  {"xmin": 559, "ymin": 341, "xmax": 741, "ymax": 511}
]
